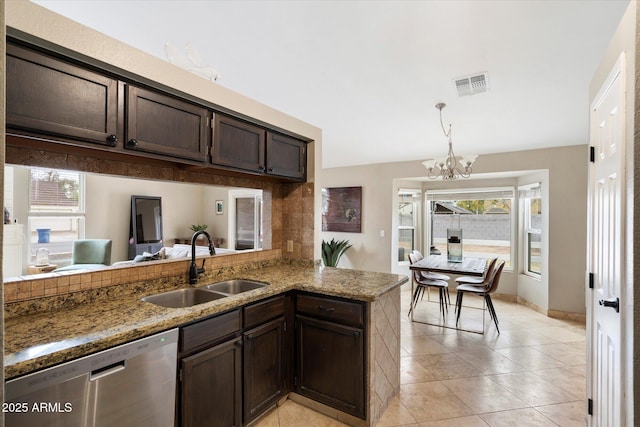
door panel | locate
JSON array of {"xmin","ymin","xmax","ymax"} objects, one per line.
[{"xmin": 588, "ymin": 52, "xmax": 625, "ymax": 426}]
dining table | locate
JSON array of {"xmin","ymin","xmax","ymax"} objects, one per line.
[
  {"xmin": 409, "ymin": 255, "xmax": 486, "ymax": 277},
  {"xmin": 408, "ymin": 255, "xmax": 488, "ymax": 332}
]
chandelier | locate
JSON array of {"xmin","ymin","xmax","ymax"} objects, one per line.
[{"xmin": 423, "ymin": 103, "xmax": 477, "ymax": 180}]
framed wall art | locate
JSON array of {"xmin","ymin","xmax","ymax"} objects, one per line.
[{"xmin": 321, "ymin": 186, "xmax": 362, "ymax": 233}]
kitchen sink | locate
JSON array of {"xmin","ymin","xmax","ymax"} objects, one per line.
[
  {"xmin": 204, "ymin": 279, "xmax": 268, "ymax": 295},
  {"xmin": 142, "ymin": 288, "xmax": 227, "ymax": 308}
]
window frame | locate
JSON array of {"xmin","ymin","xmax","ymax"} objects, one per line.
[
  {"xmin": 520, "ymin": 183, "xmax": 542, "ymax": 279},
  {"xmin": 397, "ymin": 189, "xmax": 420, "ymax": 263}
]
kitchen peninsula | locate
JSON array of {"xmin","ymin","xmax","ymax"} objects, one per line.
[{"xmin": 4, "ymin": 254, "xmax": 407, "ymax": 427}]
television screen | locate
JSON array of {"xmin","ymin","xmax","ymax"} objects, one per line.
[{"xmin": 131, "ymin": 196, "xmax": 163, "ymax": 244}]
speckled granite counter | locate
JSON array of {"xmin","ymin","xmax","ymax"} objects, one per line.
[{"xmin": 5, "ymin": 263, "xmax": 407, "ymax": 380}]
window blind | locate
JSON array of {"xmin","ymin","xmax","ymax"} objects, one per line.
[{"xmin": 426, "ymin": 188, "xmax": 514, "ymax": 201}]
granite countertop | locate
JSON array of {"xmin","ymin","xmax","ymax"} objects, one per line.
[{"xmin": 4, "ymin": 264, "xmax": 407, "ymax": 379}]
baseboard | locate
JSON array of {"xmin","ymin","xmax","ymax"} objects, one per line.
[{"xmin": 515, "ymin": 295, "xmax": 586, "ymax": 323}]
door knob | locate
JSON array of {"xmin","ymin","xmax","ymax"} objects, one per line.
[{"xmin": 598, "ymin": 297, "xmax": 620, "ymax": 313}]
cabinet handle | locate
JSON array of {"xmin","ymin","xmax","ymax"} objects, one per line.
[
  {"xmin": 258, "ymin": 165, "xmax": 266, "ymax": 172},
  {"xmin": 106, "ymin": 134, "xmax": 118, "ymax": 146},
  {"xmin": 353, "ymin": 331, "xmax": 360, "ymax": 338},
  {"xmin": 318, "ymin": 305, "xmax": 334, "ymax": 313},
  {"xmin": 236, "ymin": 340, "xmax": 244, "ymax": 347},
  {"xmin": 268, "ymin": 168, "xmax": 274, "ymax": 173},
  {"xmin": 127, "ymin": 139, "xmax": 138, "ymax": 147}
]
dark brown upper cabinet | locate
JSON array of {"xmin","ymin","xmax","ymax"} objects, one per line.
[
  {"xmin": 267, "ymin": 132, "xmax": 306, "ymax": 180},
  {"xmin": 212, "ymin": 114, "xmax": 266, "ymax": 173},
  {"xmin": 6, "ymin": 43, "xmax": 120, "ymax": 148},
  {"xmin": 126, "ymin": 85, "xmax": 209, "ymax": 163},
  {"xmin": 212, "ymin": 114, "xmax": 307, "ymax": 181}
]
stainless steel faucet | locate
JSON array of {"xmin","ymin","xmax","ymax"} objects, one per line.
[{"xmin": 189, "ymin": 230, "xmax": 216, "ymax": 284}]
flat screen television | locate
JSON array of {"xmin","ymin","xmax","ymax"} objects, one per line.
[{"xmin": 128, "ymin": 195, "xmax": 163, "ymax": 259}]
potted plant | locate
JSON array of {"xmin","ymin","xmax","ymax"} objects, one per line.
[
  {"xmin": 321, "ymin": 238, "xmax": 352, "ymax": 267},
  {"xmin": 189, "ymin": 224, "xmax": 208, "ymax": 233},
  {"xmin": 189, "ymin": 224, "xmax": 208, "ymax": 242}
]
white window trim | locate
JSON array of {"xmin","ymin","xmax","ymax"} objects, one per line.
[{"xmin": 519, "ymin": 183, "xmax": 542, "ymax": 279}]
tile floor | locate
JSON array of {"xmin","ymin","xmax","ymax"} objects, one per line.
[{"xmin": 255, "ymin": 284, "xmax": 587, "ymax": 427}]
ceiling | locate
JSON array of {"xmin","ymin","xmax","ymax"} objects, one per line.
[{"xmin": 34, "ymin": 0, "xmax": 630, "ymax": 169}]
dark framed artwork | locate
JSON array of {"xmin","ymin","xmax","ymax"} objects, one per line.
[{"xmin": 322, "ymin": 186, "xmax": 362, "ymax": 233}]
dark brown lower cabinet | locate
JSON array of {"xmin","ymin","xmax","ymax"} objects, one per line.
[
  {"xmin": 243, "ymin": 317, "xmax": 286, "ymax": 423},
  {"xmin": 180, "ymin": 336, "xmax": 242, "ymax": 427},
  {"xmin": 295, "ymin": 314, "xmax": 365, "ymax": 419}
]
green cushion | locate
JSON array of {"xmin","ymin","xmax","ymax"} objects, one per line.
[{"xmin": 72, "ymin": 239, "xmax": 112, "ymax": 265}]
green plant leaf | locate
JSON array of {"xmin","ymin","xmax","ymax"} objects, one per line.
[{"xmin": 321, "ymin": 238, "xmax": 352, "ymax": 267}]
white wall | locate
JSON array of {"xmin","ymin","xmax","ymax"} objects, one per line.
[{"xmin": 320, "ymin": 144, "xmax": 587, "ymax": 314}]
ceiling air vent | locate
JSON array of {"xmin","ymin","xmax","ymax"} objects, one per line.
[{"xmin": 454, "ymin": 72, "xmax": 489, "ymax": 97}]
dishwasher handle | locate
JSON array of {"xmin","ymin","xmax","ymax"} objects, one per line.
[{"xmin": 90, "ymin": 360, "xmax": 126, "ymax": 381}]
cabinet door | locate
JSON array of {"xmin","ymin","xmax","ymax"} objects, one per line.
[
  {"xmin": 6, "ymin": 43, "xmax": 120, "ymax": 147},
  {"xmin": 126, "ymin": 85, "xmax": 208, "ymax": 162},
  {"xmin": 212, "ymin": 115, "xmax": 266, "ymax": 173},
  {"xmin": 181, "ymin": 337, "xmax": 242, "ymax": 427},
  {"xmin": 295, "ymin": 315, "xmax": 365, "ymax": 419},
  {"xmin": 243, "ymin": 317, "xmax": 286, "ymax": 423},
  {"xmin": 266, "ymin": 133, "xmax": 306, "ymax": 180}
]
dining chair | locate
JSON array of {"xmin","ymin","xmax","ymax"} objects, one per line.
[
  {"xmin": 410, "ymin": 250, "xmax": 452, "ymax": 307},
  {"xmin": 454, "ymin": 260, "xmax": 505, "ymax": 333},
  {"xmin": 408, "ymin": 252, "xmax": 450, "ymax": 318},
  {"xmin": 454, "ymin": 257, "xmax": 497, "ymax": 287}
]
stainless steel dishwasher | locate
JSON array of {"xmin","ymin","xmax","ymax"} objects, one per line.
[{"xmin": 5, "ymin": 328, "xmax": 179, "ymax": 427}]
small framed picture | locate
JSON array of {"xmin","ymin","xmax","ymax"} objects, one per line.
[{"xmin": 215, "ymin": 200, "xmax": 224, "ymax": 215}]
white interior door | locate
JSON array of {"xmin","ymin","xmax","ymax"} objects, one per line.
[{"xmin": 587, "ymin": 53, "xmax": 625, "ymax": 426}]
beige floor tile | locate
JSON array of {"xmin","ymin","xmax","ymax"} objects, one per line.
[
  {"xmin": 401, "ymin": 335, "xmax": 450, "ymax": 356},
  {"xmin": 488, "ymin": 371, "xmax": 579, "ymax": 406},
  {"xmin": 276, "ymin": 400, "xmax": 348, "ymax": 427},
  {"xmin": 375, "ymin": 396, "xmax": 417, "ymax": 427},
  {"xmin": 399, "ymin": 381, "xmax": 474, "ymax": 422},
  {"xmin": 530, "ymin": 342, "xmax": 587, "ymax": 366},
  {"xmin": 401, "ymin": 356, "xmax": 437, "ymax": 384},
  {"xmin": 413, "ymin": 352, "xmax": 483, "ymax": 380},
  {"xmin": 493, "ymin": 346, "xmax": 567, "ymax": 371},
  {"xmin": 417, "ymin": 415, "xmax": 489, "ymax": 427},
  {"xmin": 531, "ymin": 365, "xmax": 586, "ymax": 398},
  {"xmin": 252, "ymin": 406, "xmax": 280, "ymax": 427},
  {"xmin": 428, "ymin": 332, "xmax": 488, "ymax": 353},
  {"xmin": 479, "ymin": 329, "xmax": 561, "ymax": 349},
  {"xmin": 534, "ymin": 400, "xmax": 588, "ymax": 426},
  {"xmin": 442, "ymin": 376, "xmax": 528, "ymax": 413},
  {"xmin": 479, "ymin": 407, "xmax": 559, "ymax": 426},
  {"xmin": 532, "ymin": 326, "xmax": 586, "ymax": 343},
  {"xmin": 456, "ymin": 347, "xmax": 526, "ymax": 375}
]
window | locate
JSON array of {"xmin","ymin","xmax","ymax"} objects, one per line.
[
  {"xmin": 29, "ymin": 167, "xmax": 85, "ymax": 263},
  {"xmin": 397, "ymin": 190, "xmax": 420, "ymax": 262},
  {"xmin": 426, "ymin": 188, "xmax": 514, "ymax": 268},
  {"xmin": 520, "ymin": 184, "xmax": 542, "ymax": 277}
]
